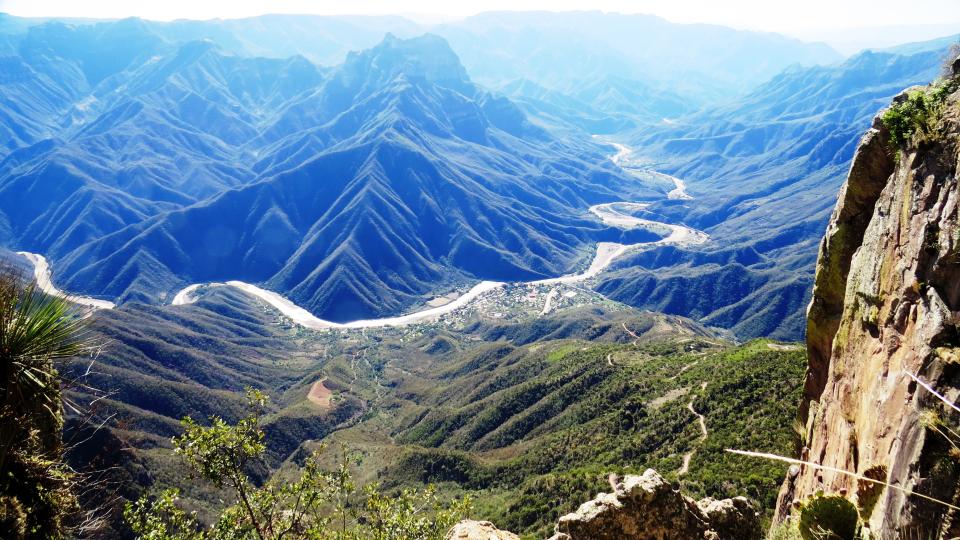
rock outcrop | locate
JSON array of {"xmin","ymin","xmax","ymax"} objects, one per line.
[
  {"xmin": 777, "ymin": 65, "xmax": 960, "ymax": 536},
  {"xmin": 446, "ymin": 520, "xmax": 520, "ymax": 540},
  {"xmin": 548, "ymin": 469, "xmax": 761, "ymax": 540}
]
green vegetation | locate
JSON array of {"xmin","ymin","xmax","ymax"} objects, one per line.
[
  {"xmin": 881, "ymin": 74, "xmax": 959, "ymax": 147},
  {"xmin": 0, "ymin": 268, "xmax": 96, "ymax": 539},
  {"xmin": 797, "ymin": 493, "xmax": 859, "ymax": 540},
  {"xmin": 767, "ymin": 521, "xmax": 803, "ymax": 540},
  {"xmin": 68, "ymin": 296, "xmax": 807, "ymax": 538},
  {"xmin": 370, "ymin": 337, "xmax": 806, "ymax": 537},
  {"xmin": 126, "ymin": 390, "xmax": 469, "ymax": 539}
]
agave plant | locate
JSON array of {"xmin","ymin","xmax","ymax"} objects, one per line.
[{"xmin": 0, "ymin": 265, "xmax": 97, "ymax": 538}]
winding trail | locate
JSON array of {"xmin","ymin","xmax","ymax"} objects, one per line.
[
  {"xmin": 689, "ymin": 400, "xmax": 708, "ymax": 439},
  {"xmin": 678, "ymin": 398, "xmax": 708, "ymax": 476},
  {"xmin": 678, "ymin": 452, "xmax": 693, "ymax": 476},
  {"xmin": 17, "ymin": 144, "xmax": 708, "ymax": 329},
  {"xmin": 621, "ymin": 322, "xmax": 641, "ymax": 345},
  {"xmin": 667, "ymin": 361, "xmax": 699, "ymax": 381}
]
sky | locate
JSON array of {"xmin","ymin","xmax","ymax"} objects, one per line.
[{"xmin": 2, "ymin": 0, "xmax": 959, "ymax": 52}]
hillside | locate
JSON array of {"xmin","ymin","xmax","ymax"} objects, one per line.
[
  {"xmin": 0, "ymin": 20, "xmax": 325, "ymax": 256},
  {"xmin": 61, "ymin": 281, "xmax": 805, "ymax": 537},
  {"xmin": 1, "ymin": 15, "xmax": 945, "ymax": 337}
]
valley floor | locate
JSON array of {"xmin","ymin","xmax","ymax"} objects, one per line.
[{"xmin": 20, "ymin": 204, "xmax": 708, "ymax": 331}]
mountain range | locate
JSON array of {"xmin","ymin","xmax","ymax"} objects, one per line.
[
  {"xmin": 0, "ymin": 11, "xmax": 842, "ymax": 133},
  {"xmin": 0, "ymin": 22, "xmax": 660, "ymax": 321},
  {"xmin": 0, "ymin": 12, "xmax": 956, "ymax": 333}
]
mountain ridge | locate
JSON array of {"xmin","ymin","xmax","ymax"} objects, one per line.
[{"xmin": 3, "ymin": 32, "xmax": 665, "ymax": 321}]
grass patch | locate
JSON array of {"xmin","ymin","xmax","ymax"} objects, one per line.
[{"xmin": 881, "ymin": 76, "xmax": 959, "ymax": 148}]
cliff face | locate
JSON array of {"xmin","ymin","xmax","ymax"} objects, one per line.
[{"xmin": 778, "ymin": 65, "xmax": 960, "ymax": 536}]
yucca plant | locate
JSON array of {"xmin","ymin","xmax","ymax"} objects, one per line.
[{"xmin": 0, "ymin": 265, "xmax": 97, "ymax": 539}]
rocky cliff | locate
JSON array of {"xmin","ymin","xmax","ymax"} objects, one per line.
[{"xmin": 777, "ymin": 59, "xmax": 960, "ymax": 536}]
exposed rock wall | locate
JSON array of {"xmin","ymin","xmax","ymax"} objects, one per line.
[{"xmin": 778, "ymin": 73, "xmax": 960, "ymax": 536}]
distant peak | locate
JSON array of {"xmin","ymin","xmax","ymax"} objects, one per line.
[
  {"xmin": 166, "ymin": 38, "xmax": 221, "ymax": 66},
  {"xmin": 340, "ymin": 33, "xmax": 472, "ymax": 94}
]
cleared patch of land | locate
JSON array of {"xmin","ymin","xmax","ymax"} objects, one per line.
[
  {"xmin": 767, "ymin": 343, "xmax": 803, "ymax": 351},
  {"xmin": 648, "ymin": 387, "xmax": 689, "ymax": 410},
  {"xmin": 308, "ymin": 378, "xmax": 333, "ymax": 410}
]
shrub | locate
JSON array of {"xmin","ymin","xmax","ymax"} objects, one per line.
[
  {"xmin": 881, "ymin": 76, "xmax": 959, "ymax": 148},
  {"xmin": 0, "ymin": 267, "xmax": 96, "ymax": 539},
  {"xmin": 126, "ymin": 390, "xmax": 471, "ymax": 539},
  {"xmin": 797, "ymin": 493, "xmax": 859, "ymax": 540},
  {"xmin": 768, "ymin": 521, "xmax": 803, "ymax": 540}
]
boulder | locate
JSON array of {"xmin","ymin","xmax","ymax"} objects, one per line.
[
  {"xmin": 697, "ymin": 497, "xmax": 763, "ymax": 539},
  {"xmin": 553, "ymin": 469, "xmax": 760, "ymax": 540},
  {"xmin": 446, "ymin": 520, "xmax": 520, "ymax": 540}
]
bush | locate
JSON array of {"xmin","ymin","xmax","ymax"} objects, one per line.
[
  {"xmin": 0, "ymin": 267, "xmax": 97, "ymax": 539},
  {"xmin": 797, "ymin": 493, "xmax": 859, "ymax": 540},
  {"xmin": 881, "ymin": 76, "xmax": 959, "ymax": 148},
  {"xmin": 126, "ymin": 390, "xmax": 471, "ymax": 539}
]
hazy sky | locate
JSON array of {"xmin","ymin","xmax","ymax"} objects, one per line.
[{"xmin": 2, "ymin": 0, "xmax": 959, "ymax": 52}]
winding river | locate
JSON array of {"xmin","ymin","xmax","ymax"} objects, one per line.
[
  {"xmin": 19, "ymin": 143, "xmax": 706, "ymax": 329},
  {"xmin": 603, "ymin": 139, "xmax": 692, "ymax": 200},
  {"xmin": 17, "ymin": 252, "xmax": 116, "ymax": 310}
]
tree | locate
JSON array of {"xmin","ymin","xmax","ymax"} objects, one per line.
[
  {"xmin": 125, "ymin": 390, "xmax": 470, "ymax": 539},
  {"xmin": 0, "ymin": 266, "xmax": 96, "ymax": 538}
]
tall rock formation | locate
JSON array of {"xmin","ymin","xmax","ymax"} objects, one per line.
[{"xmin": 778, "ymin": 61, "xmax": 960, "ymax": 536}]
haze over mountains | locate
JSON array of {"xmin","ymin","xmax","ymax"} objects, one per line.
[
  {"xmin": 595, "ymin": 43, "xmax": 948, "ymax": 338},
  {"xmin": 0, "ymin": 11, "xmax": 956, "ymax": 335}
]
